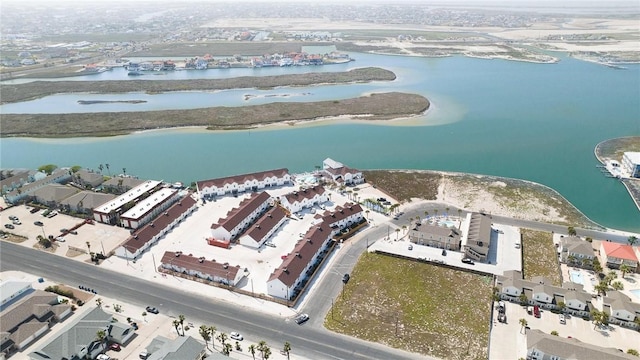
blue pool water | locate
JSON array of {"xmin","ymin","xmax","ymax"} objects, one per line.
[
  {"xmin": 569, "ymin": 271, "xmax": 584, "ymax": 285},
  {"xmin": 631, "ymin": 289, "xmax": 640, "ymax": 300}
]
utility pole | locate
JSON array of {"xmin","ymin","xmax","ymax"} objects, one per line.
[{"xmin": 152, "ymin": 253, "xmax": 157, "ymax": 273}]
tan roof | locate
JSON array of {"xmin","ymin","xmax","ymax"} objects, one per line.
[{"xmin": 527, "ymin": 329, "xmax": 636, "ymax": 359}]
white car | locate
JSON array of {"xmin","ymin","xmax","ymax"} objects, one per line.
[
  {"xmin": 559, "ymin": 314, "xmax": 566, "ymax": 324},
  {"xmin": 97, "ymin": 354, "xmax": 111, "ymax": 360},
  {"xmin": 55, "ymin": 237, "xmax": 66, "ymax": 242},
  {"xmin": 230, "ymin": 332, "xmax": 243, "ymax": 341}
]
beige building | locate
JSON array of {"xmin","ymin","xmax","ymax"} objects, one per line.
[{"xmin": 408, "ymin": 223, "xmax": 461, "ymax": 250}]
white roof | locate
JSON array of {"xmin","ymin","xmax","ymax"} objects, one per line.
[
  {"xmin": 323, "ymin": 158, "xmax": 344, "ymax": 169},
  {"xmin": 624, "ymin": 152, "xmax": 640, "ymax": 164},
  {"xmin": 0, "ymin": 280, "xmax": 32, "ymax": 303},
  {"xmin": 121, "ymin": 188, "xmax": 176, "ymax": 220},
  {"xmin": 94, "ymin": 180, "xmax": 161, "ymax": 213}
]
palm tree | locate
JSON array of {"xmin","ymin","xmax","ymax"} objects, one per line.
[
  {"xmin": 217, "ymin": 332, "xmax": 228, "ymax": 346},
  {"xmin": 519, "ymin": 318, "xmax": 528, "ymax": 333},
  {"xmin": 567, "ymin": 254, "xmax": 577, "ymax": 266},
  {"xmin": 98, "ymin": 164, "xmax": 104, "ymax": 174},
  {"xmin": 581, "ymin": 257, "xmax": 591, "ymax": 269},
  {"xmin": 592, "ymin": 258, "xmax": 603, "ymax": 273},
  {"xmin": 611, "ymin": 281, "xmax": 624, "ymax": 291},
  {"xmin": 208, "ymin": 326, "xmax": 217, "ymax": 349},
  {"xmin": 222, "ymin": 343, "xmax": 232, "ymax": 355},
  {"xmin": 248, "ymin": 344, "xmax": 257, "ymax": 360},
  {"xmin": 257, "ymin": 340, "xmax": 268, "ymax": 359},
  {"xmin": 172, "ymin": 319, "xmax": 181, "ymax": 336},
  {"xmin": 567, "ymin": 226, "xmax": 577, "ymax": 236},
  {"xmin": 550, "ymin": 330, "xmax": 559, "ymax": 336},
  {"xmin": 627, "ymin": 349, "xmax": 639, "ymax": 356},
  {"xmin": 178, "ymin": 314, "xmax": 186, "ymax": 336},
  {"xmin": 122, "ymin": 167, "xmax": 127, "ymax": 176},
  {"xmin": 518, "ymin": 293, "xmax": 528, "ymax": 305},
  {"xmin": 557, "ymin": 301, "xmax": 566, "ymax": 313},
  {"xmin": 95, "ymin": 298, "xmax": 103, "ymax": 308},
  {"xmin": 283, "ymin": 341, "xmax": 291, "ymax": 360},
  {"xmin": 142, "ymin": 311, "xmax": 147, "ymax": 322},
  {"xmin": 402, "ymin": 224, "xmax": 407, "ymax": 234},
  {"xmin": 628, "ymin": 236, "xmax": 638, "ymax": 246},
  {"xmin": 105, "ymin": 163, "xmax": 111, "ymax": 176},
  {"xmin": 263, "ymin": 347, "xmax": 272, "ymax": 359},
  {"xmin": 595, "ymin": 281, "xmax": 608, "ymax": 296},
  {"xmin": 620, "ymin": 264, "xmax": 631, "ymax": 279},
  {"xmin": 365, "ymin": 210, "xmax": 370, "ymax": 220},
  {"xmin": 605, "ymin": 271, "xmax": 618, "ymax": 285}
]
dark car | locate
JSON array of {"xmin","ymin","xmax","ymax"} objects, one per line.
[
  {"xmin": 294, "ymin": 313, "xmax": 309, "ymax": 324},
  {"xmin": 342, "ymin": 273, "xmax": 350, "ymax": 284},
  {"xmin": 145, "ymin": 306, "xmax": 159, "ymax": 314},
  {"xmin": 30, "ymin": 208, "xmax": 40, "ymax": 214},
  {"xmin": 34, "ymin": 221, "xmax": 44, "ymax": 226},
  {"xmin": 4, "ymin": 224, "xmax": 14, "ymax": 229},
  {"xmin": 461, "ymin": 258, "xmax": 475, "ymax": 265},
  {"xmin": 109, "ymin": 343, "xmax": 121, "ymax": 351}
]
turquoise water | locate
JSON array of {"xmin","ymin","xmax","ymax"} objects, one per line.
[
  {"xmin": 569, "ymin": 270, "xmax": 584, "ymax": 285},
  {"xmin": 2, "ymin": 53, "xmax": 639, "ymax": 231}
]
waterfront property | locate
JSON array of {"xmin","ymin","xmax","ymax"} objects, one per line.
[
  {"xmin": 210, "ymin": 191, "xmax": 272, "ymax": 242},
  {"xmin": 159, "ymin": 251, "xmax": 245, "ymax": 287},
  {"xmin": 4, "ymin": 169, "xmax": 71, "ymax": 204},
  {"xmin": 322, "ymin": 158, "xmax": 364, "ymax": 186},
  {"xmin": 526, "ymin": 329, "xmax": 636, "ymax": 360},
  {"xmin": 114, "ymin": 195, "xmax": 197, "ymax": 260},
  {"xmin": 92, "ymin": 180, "xmax": 163, "ymax": 224},
  {"xmin": 622, "ymin": 152, "xmax": 640, "ymax": 178},
  {"xmin": 71, "ymin": 169, "xmax": 105, "ymax": 189},
  {"xmin": 60, "ymin": 191, "xmax": 117, "ymax": 214},
  {"xmin": 119, "ymin": 188, "xmax": 179, "ymax": 229},
  {"xmin": 600, "ymin": 242, "xmax": 638, "ymax": 272},
  {"xmin": 196, "ymin": 168, "xmax": 291, "ymax": 199},
  {"xmin": 0, "ymin": 169, "xmax": 39, "ymax": 195}
]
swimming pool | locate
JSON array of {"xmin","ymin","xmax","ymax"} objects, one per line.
[
  {"xmin": 631, "ymin": 289, "xmax": 640, "ymax": 300},
  {"xmin": 569, "ymin": 270, "xmax": 584, "ymax": 285},
  {"xmin": 439, "ymin": 221, "xmax": 456, "ymax": 228}
]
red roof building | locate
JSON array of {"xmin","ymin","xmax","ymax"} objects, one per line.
[
  {"xmin": 600, "ymin": 242, "xmax": 638, "ymax": 271},
  {"xmin": 196, "ymin": 168, "xmax": 290, "ymax": 198},
  {"xmin": 160, "ymin": 251, "xmax": 244, "ymax": 287}
]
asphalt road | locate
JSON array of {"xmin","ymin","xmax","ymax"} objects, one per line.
[{"xmin": 0, "ymin": 240, "xmax": 421, "ymax": 360}]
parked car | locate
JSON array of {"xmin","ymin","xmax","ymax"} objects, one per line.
[
  {"xmin": 30, "ymin": 208, "xmax": 40, "ymax": 213},
  {"xmin": 55, "ymin": 237, "xmax": 65, "ymax": 242},
  {"xmin": 559, "ymin": 314, "xmax": 566, "ymax": 324},
  {"xmin": 462, "ymin": 258, "xmax": 474, "ymax": 265},
  {"xmin": 533, "ymin": 305, "xmax": 541, "ymax": 318},
  {"xmin": 109, "ymin": 343, "xmax": 121, "ymax": 351},
  {"xmin": 8, "ymin": 215, "xmax": 18, "ymax": 221},
  {"xmin": 12, "ymin": 219, "xmax": 21, "ymax": 225},
  {"xmin": 97, "ymin": 354, "xmax": 111, "ymax": 360},
  {"xmin": 145, "ymin": 306, "xmax": 159, "ymax": 314},
  {"xmin": 139, "ymin": 351, "xmax": 150, "ymax": 359},
  {"xmin": 34, "ymin": 221, "xmax": 44, "ymax": 226},
  {"xmin": 4, "ymin": 224, "xmax": 14, "ymax": 229},
  {"xmin": 407, "ymin": 244, "xmax": 413, "ymax": 250},
  {"xmin": 132, "ymin": 322, "xmax": 139, "ymax": 330},
  {"xmin": 498, "ymin": 313, "xmax": 507, "ymax": 323},
  {"xmin": 294, "ymin": 313, "xmax": 309, "ymax": 324},
  {"xmin": 230, "ymin": 332, "xmax": 243, "ymax": 341},
  {"xmin": 342, "ymin": 273, "xmax": 350, "ymax": 284}
]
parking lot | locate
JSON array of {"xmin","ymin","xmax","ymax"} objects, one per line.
[{"xmin": 1, "ymin": 205, "xmax": 129, "ymax": 260}]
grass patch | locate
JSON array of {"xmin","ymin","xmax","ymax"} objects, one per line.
[
  {"xmin": 363, "ymin": 170, "xmax": 440, "ymax": 203},
  {"xmin": 521, "ymin": 229, "xmax": 561, "ymax": 286},
  {"xmin": 325, "ymin": 252, "xmax": 491, "ymax": 360},
  {"xmin": 595, "ymin": 136, "xmax": 640, "ymax": 162}
]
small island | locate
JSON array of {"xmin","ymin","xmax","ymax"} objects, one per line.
[{"xmin": 77, "ymin": 100, "xmax": 147, "ymax": 105}]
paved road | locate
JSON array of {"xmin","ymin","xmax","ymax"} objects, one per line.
[{"xmin": 0, "ymin": 241, "xmax": 421, "ymax": 360}]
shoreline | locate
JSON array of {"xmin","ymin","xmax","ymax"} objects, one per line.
[{"xmin": 594, "ymin": 136, "xmax": 640, "ymax": 213}]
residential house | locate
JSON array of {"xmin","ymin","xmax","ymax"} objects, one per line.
[
  {"xmin": 60, "ymin": 191, "xmax": 117, "ymax": 214},
  {"xmin": 4, "ymin": 169, "xmax": 71, "ymax": 204},
  {"xmin": 93, "ymin": 180, "xmax": 163, "ymax": 224},
  {"xmin": 279, "ymin": 185, "xmax": 328, "ymax": 214},
  {"xmin": 0, "ymin": 280, "xmax": 33, "ymax": 309},
  {"xmin": 560, "ymin": 236, "xmax": 596, "ymax": 268},
  {"xmin": 1, "ymin": 170, "xmax": 33, "ymax": 195},
  {"xmin": 600, "ymin": 242, "xmax": 638, "ymax": 272},
  {"xmin": 210, "ymin": 192, "xmax": 271, "ymax": 242},
  {"xmin": 238, "ymin": 206, "xmax": 288, "ymax": 249},
  {"xmin": 408, "ymin": 223, "xmax": 461, "ymax": 251},
  {"xmin": 101, "ymin": 176, "xmax": 146, "ymax": 194},
  {"xmin": 602, "ymin": 291, "xmax": 640, "ymax": 330},
  {"xmin": 119, "ymin": 188, "xmax": 179, "ymax": 229},
  {"xmin": 267, "ymin": 223, "xmax": 335, "ymax": 300},
  {"xmin": 322, "ymin": 158, "xmax": 364, "ymax": 186},
  {"xmin": 115, "ymin": 195, "xmax": 197, "ymax": 260},
  {"xmin": 462, "ymin": 213, "xmax": 492, "ymax": 262},
  {"xmin": 145, "ymin": 335, "xmax": 206, "ymax": 360},
  {"xmin": 72, "ymin": 169, "xmax": 104, "ymax": 189},
  {"xmin": 526, "ymin": 329, "xmax": 636, "ymax": 360},
  {"xmin": 29, "ymin": 307, "xmax": 134, "ymax": 360},
  {"xmin": 160, "ymin": 251, "xmax": 244, "ymax": 286},
  {"xmin": 196, "ymin": 168, "xmax": 291, "ymax": 199},
  {"xmin": 31, "ymin": 184, "xmax": 80, "ymax": 207},
  {"xmin": 313, "ymin": 202, "xmax": 365, "ymax": 229},
  {"xmin": 1, "ymin": 290, "xmax": 72, "ymax": 356},
  {"xmin": 496, "ymin": 271, "xmax": 593, "ymax": 317}
]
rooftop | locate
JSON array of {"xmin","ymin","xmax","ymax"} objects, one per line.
[{"xmin": 94, "ymin": 180, "xmax": 161, "ymax": 214}]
